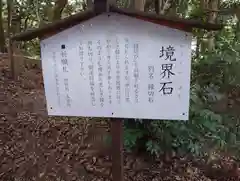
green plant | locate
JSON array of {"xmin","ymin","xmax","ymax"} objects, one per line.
[{"xmin": 123, "ymin": 20, "xmax": 240, "ymax": 157}]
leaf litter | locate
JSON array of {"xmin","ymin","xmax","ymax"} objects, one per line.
[{"xmin": 0, "ymin": 57, "xmax": 239, "ymax": 181}]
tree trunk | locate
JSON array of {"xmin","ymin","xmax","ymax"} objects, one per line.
[
  {"xmin": 11, "ymin": 4, "xmax": 21, "ymax": 39},
  {"xmin": 108, "ymin": 0, "xmax": 116, "ymax": 9},
  {"xmin": 0, "ymin": 0, "xmax": 6, "ymax": 52},
  {"xmin": 199, "ymin": 0, "xmax": 208, "ymax": 53},
  {"xmin": 167, "ymin": 1, "xmax": 177, "ymax": 17},
  {"xmin": 154, "ymin": 0, "xmax": 174, "ymax": 15},
  {"xmin": 129, "ymin": 0, "xmax": 135, "ymax": 9},
  {"xmin": 7, "ymin": 0, "xmax": 15, "ymax": 79},
  {"xmin": 207, "ymin": 0, "xmax": 219, "ymax": 51},
  {"xmin": 87, "ymin": 0, "xmax": 93, "ymax": 9},
  {"xmin": 208, "ymin": 0, "xmax": 218, "ymax": 23},
  {"xmin": 235, "ymin": 7, "xmax": 240, "ymax": 40},
  {"xmin": 155, "ymin": 0, "xmax": 162, "ymax": 14},
  {"xmin": 144, "ymin": 0, "xmax": 153, "ymax": 12},
  {"xmin": 134, "ymin": 0, "xmax": 145, "ymax": 11},
  {"xmin": 160, "ymin": 0, "xmax": 172, "ymax": 15},
  {"xmin": 200, "ymin": 0, "xmax": 208, "ymax": 10},
  {"xmin": 7, "ymin": 0, "xmax": 11, "ymax": 37},
  {"xmin": 196, "ymin": 32, "xmax": 201, "ymax": 57},
  {"xmin": 52, "ymin": 0, "xmax": 68, "ymax": 21}
]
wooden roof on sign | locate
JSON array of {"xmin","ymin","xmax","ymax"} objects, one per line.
[{"xmin": 11, "ymin": 5, "xmax": 223, "ymax": 42}]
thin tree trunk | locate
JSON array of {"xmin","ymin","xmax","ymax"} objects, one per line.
[
  {"xmin": 108, "ymin": 0, "xmax": 116, "ymax": 9},
  {"xmin": 7, "ymin": 0, "xmax": 11, "ymax": 38},
  {"xmin": 52, "ymin": 0, "xmax": 68, "ymax": 21},
  {"xmin": 7, "ymin": 0, "xmax": 15, "ymax": 79},
  {"xmin": 235, "ymin": 7, "xmax": 240, "ymax": 40},
  {"xmin": 154, "ymin": 0, "xmax": 174, "ymax": 15},
  {"xmin": 0, "ymin": 0, "xmax": 6, "ymax": 52},
  {"xmin": 134, "ymin": 0, "xmax": 145, "ymax": 11},
  {"xmin": 207, "ymin": 0, "xmax": 219, "ymax": 51},
  {"xmin": 144, "ymin": 0, "xmax": 153, "ymax": 12},
  {"xmin": 87, "ymin": 0, "xmax": 93, "ymax": 9},
  {"xmin": 200, "ymin": 0, "xmax": 208, "ymax": 53},
  {"xmin": 167, "ymin": 1, "xmax": 177, "ymax": 16},
  {"xmin": 155, "ymin": 0, "xmax": 162, "ymax": 14},
  {"xmin": 129, "ymin": 0, "xmax": 135, "ymax": 10},
  {"xmin": 196, "ymin": 33, "xmax": 201, "ymax": 57},
  {"xmin": 160, "ymin": 0, "xmax": 172, "ymax": 15},
  {"xmin": 208, "ymin": 0, "xmax": 218, "ymax": 23},
  {"xmin": 200, "ymin": 0, "xmax": 207, "ymax": 10}
]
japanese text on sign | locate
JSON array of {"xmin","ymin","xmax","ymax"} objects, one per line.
[{"xmin": 40, "ymin": 13, "xmax": 192, "ymax": 120}]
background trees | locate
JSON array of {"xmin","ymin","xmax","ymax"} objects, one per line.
[
  {"xmin": 0, "ymin": 0, "xmax": 6, "ymax": 52},
  {"xmin": 1, "ymin": 0, "xmax": 240, "ymax": 158}
]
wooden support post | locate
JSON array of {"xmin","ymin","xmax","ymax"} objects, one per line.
[
  {"xmin": 8, "ymin": 39, "xmax": 15, "ymax": 79},
  {"xmin": 94, "ymin": 0, "xmax": 108, "ymax": 13},
  {"xmin": 94, "ymin": 0, "xmax": 124, "ymax": 179},
  {"xmin": 94, "ymin": 0, "xmax": 116, "ymax": 13},
  {"xmin": 111, "ymin": 118, "xmax": 124, "ymax": 181}
]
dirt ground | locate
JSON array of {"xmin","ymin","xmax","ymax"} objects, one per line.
[{"xmin": 0, "ymin": 57, "xmax": 240, "ymax": 181}]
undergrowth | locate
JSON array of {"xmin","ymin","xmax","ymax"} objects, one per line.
[{"xmin": 123, "ymin": 25, "xmax": 240, "ymax": 158}]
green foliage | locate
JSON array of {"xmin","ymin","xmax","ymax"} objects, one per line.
[
  {"xmin": 3, "ymin": 0, "xmax": 239, "ymax": 159},
  {"xmin": 124, "ymin": 10, "xmax": 240, "ymax": 157},
  {"xmin": 124, "ymin": 86, "xmax": 240, "ymax": 157},
  {"xmin": 124, "ymin": 127, "xmax": 145, "ymax": 152}
]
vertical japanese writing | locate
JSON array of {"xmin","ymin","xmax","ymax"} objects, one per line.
[
  {"xmin": 97, "ymin": 40, "xmax": 104, "ymax": 107},
  {"xmin": 53, "ymin": 52, "xmax": 61, "ymax": 106},
  {"xmin": 148, "ymin": 66, "xmax": 155, "ymax": 103},
  {"xmin": 64, "ymin": 78, "xmax": 69, "ymax": 91},
  {"xmin": 133, "ymin": 43, "xmax": 139, "ymax": 103},
  {"xmin": 159, "ymin": 45, "xmax": 176, "ymax": 95},
  {"xmin": 115, "ymin": 38, "xmax": 121, "ymax": 104},
  {"xmin": 159, "ymin": 46, "xmax": 176, "ymax": 61},
  {"xmin": 63, "ymin": 78, "xmax": 71, "ymax": 106},
  {"xmin": 88, "ymin": 41, "xmax": 96, "ymax": 106},
  {"xmin": 60, "ymin": 44, "xmax": 71, "ymax": 107},
  {"xmin": 79, "ymin": 42, "xmax": 84, "ymax": 76},
  {"xmin": 61, "ymin": 44, "xmax": 68, "ymax": 73},
  {"xmin": 106, "ymin": 39, "xmax": 112, "ymax": 104},
  {"xmin": 124, "ymin": 38, "xmax": 130, "ymax": 103}
]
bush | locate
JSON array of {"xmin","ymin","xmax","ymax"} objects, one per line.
[
  {"xmin": 124, "ymin": 89, "xmax": 240, "ymax": 158},
  {"xmin": 123, "ymin": 43, "xmax": 240, "ymax": 158}
]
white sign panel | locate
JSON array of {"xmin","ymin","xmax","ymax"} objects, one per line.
[{"xmin": 40, "ymin": 13, "xmax": 192, "ymax": 120}]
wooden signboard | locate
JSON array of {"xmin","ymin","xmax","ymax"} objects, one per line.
[{"xmin": 40, "ymin": 13, "xmax": 192, "ymax": 121}]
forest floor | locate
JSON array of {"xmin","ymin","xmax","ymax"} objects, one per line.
[{"xmin": 0, "ymin": 57, "xmax": 240, "ymax": 181}]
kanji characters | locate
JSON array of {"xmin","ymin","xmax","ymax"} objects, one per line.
[
  {"xmin": 159, "ymin": 82, "xmax": 173, "ymax": 95},
  {"xmin": 159, "ymin": 45, "xmax": 176, "ymax": 61},
  {"xmin": 161, "ymin": 63, "xmax": 175, "ymax": 79},
  {"xmin": 159, "ymin": 45, "xmax": 177, "ymax": 95}
]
